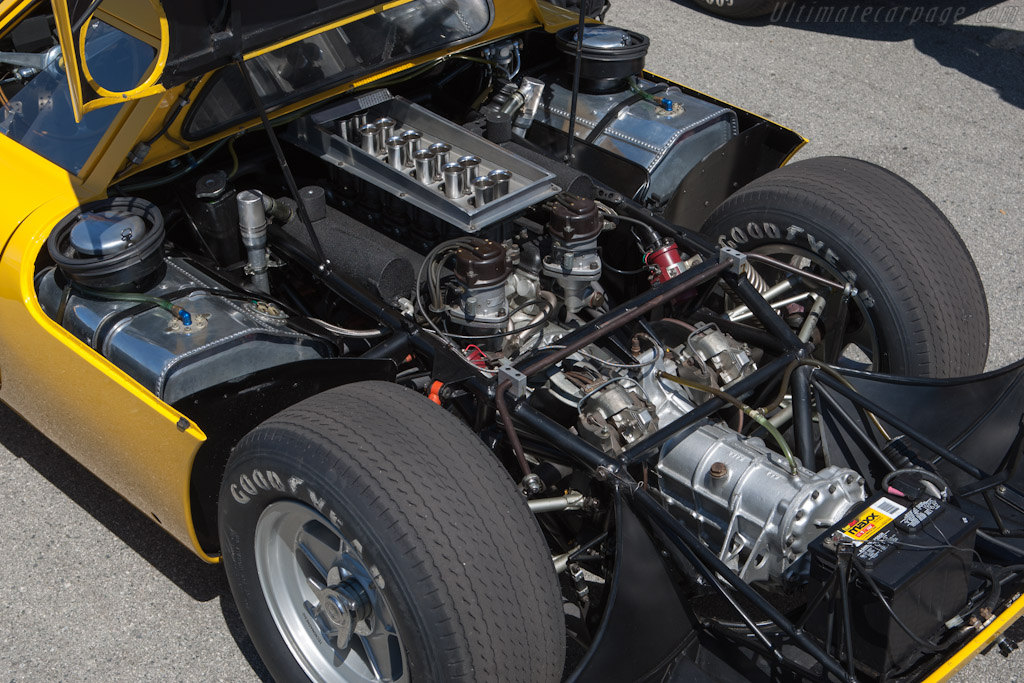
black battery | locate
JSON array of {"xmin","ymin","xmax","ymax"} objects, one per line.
[{"xmin": 806, "ymin": 493, "xmax": 978, "ymax": 676}]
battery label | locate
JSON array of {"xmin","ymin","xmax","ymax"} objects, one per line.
[
  {"xmin": 897, "ymin": 498, "xmax": 942, "ymax": 533},
  {"xmin": 840, "ymin": 497, "xmax": 908, "ymax": 544}
]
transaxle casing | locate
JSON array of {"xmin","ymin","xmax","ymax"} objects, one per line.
[{"xmin": 656, "ymin": 420, "xmax": 865, "ymax": 584}]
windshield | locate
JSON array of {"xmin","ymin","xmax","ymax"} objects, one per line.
[
  {"xmin": 0, "ymin": 19, "xmax": 155, "ymax": 175},
  {"xmin": 183, "ymin": 0, "xmax": 492, "ymax": 140}
]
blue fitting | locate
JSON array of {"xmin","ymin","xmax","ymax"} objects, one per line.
[{"xmin": 660, "ymin": 98, "xmax": 673, "ymax": 111}]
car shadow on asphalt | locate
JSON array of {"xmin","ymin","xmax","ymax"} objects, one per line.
[
  {"xmin": 685, "ymin": 0, "xmax": 1024, "ymax": 109},
  {"xmin": 0, "ymin": 402, "xmax": 272, "ymax": 682}
]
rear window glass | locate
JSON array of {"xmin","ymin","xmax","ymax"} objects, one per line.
[{"xmin": 183, "ymin": 0, "xmax": 492, "ymax": 140}]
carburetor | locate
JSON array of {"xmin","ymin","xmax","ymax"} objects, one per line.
[{"xmin": 542, "ymin": 196, "xmax": 603, "ymax": 314}]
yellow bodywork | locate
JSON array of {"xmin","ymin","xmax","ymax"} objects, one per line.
[
  {"xmin": 922, "ymin": 591, "xmax": 1024, "ymax": 682},
  {"xmin": 52, "ymin": 0, "xmax": 170, "ymax": 121},
  {"xmin": 0, "ymin": 99, "xmax": 214, "ymax": 558},
  {"xmin": 0, "ymin": 0, "xmax": 589, "ymax": 561}
]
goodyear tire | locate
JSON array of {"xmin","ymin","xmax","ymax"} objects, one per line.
[
  {"xmin": 219, "ymin": 381, "xmax": 564, "ymax": 683},
  {"xmin": 694, "ymin": 0, "xmax": 784, "ymax": 19},
  {"xmin": 702, "ymin": 156, "xmax": 989, "ymax": 377}
]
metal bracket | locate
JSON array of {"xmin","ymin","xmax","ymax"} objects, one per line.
[
  {"xmin": 718, "ymin": 246, "xmax": 748, "ymax": 274},
  {"xmin": 497, "ymin": 360, "xmax": 527, "ymax": 398}
]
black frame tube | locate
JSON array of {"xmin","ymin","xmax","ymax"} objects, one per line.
[
  {"xmin": 723, "ymin": 272, "xmax": 805, "ymax": 349},
  {"xmin": 813, "ymin": 378, "xmax": 897, "ymax": 474},
  {"xmin": 630, "ymin": 488, "xmax": 856, "ymax": 683},
  {"xmin": 815, "ymin": 372, "xmax": 987, "ymax": 479},
  {"xmin": 615, "ymin": 202, "xmax": 718, "ymax": 258},
  {"xmin": 837, "ymin": 551, "xmax": 856, "ymax": 679},
  {"xmin": 689, "ymin": 310, "xmax": 791, "ymax": 354},
  {"xmin": 497, "ymin": 381, "xmax": 534, "ymax": 477},
  {"xmin": 516, "ymin": 258, "xmax": 732, "ymax": 377},
  {"xmin": 496, "ymin": 258, "xmax": 732, "ymax": 476},
  {"xmin": 363, "ymin": 331, "xmax": 412, "ymax": 360},
  {"xmin": 514, "ymin": 401, "xmax": 621, "ymax": 472},
  {"xmin": 792, "ymin": 365, "xmax": 816, "ymax": 469},
  {"xmin": 622, "ymin": 352, "xmax": 798, "ymax": 465}
]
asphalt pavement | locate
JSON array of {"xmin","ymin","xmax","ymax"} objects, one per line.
[{"xmin": 2, "ymin": 1, "xmax": 1023, "ymax": 681}]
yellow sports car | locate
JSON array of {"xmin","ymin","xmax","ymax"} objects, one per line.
[{"xmin": 1, "ymin": 1, "xmax": 1021, "ymax": 682}]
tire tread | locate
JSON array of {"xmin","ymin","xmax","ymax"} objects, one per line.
[
  {"xmin": 229, "ymin": 381, "xmax": 563, "ymax": 683},
  {"xmin": 703, "ymin": 156, "xmax": 988, "ymax": 376}
]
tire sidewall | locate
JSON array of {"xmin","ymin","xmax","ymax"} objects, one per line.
[
  {"xmin": 219, "ymin": 440, "xmax": 437, "ymax": 683},
  {"xmin": 705, "ymin": 206, "xmax": 913, "ymax": 374}
]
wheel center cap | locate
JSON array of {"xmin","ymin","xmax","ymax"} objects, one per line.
[
  {"xmin": 321, "ymin": 594, "xmax": 352, "ymax": 630},
  {"xmin": 307, "ymin": 577, "xmax": 371, "ymax": 651}
]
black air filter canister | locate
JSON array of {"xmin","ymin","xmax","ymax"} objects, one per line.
[
  {"xmin": 279, "ymin": 188, "xmax": 421, "ymax": 303},
  {"xmin": 193, "ymin": 171, "xmax": 243, "ymax": 267},
  {"xmin": 555, "ymin": 25, "xmax": 650, "ymax": 94}
]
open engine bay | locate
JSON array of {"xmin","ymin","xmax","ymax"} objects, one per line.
[{"xmin": 32, "ymin": 22, "xmax": 1024, "ymax": 683}]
